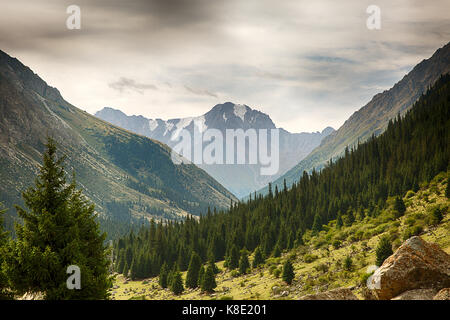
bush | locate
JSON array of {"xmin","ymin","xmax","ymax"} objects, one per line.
[
  {"xmin": 332, "ymin": 240, "xmax": 341, "ymax": 249},
  {"xmin": 273, "ymin": 268, "xmax": 281, "ymax": 278},
  {"xmin": 403, "ymin": 225, "xmax": 423, "ymax": 240},
  {"xmin": 230, "ymin": 270, "xmax": 239, "ymax": 278},
  {"xmin": 429, "ymin": 206, "xmax": 443, "ymax": 225},
  {"xmin": 343, "ymin": 256, "xmax": 353, "ymax": 271},
  {"xmin": 303, "ymin": 254, "xmax": 318, "ymax": 263}
]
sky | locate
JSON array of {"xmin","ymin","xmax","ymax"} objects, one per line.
[{"xmin": 0, "ymin": 0, "xmax": 449, "ymax": 133}]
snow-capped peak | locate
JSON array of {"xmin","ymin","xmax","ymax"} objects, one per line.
[
  {"xmin": 149, "ymin": 119, "xmax": 159, "ymax": 131},
  {"xmin": 233, "ymin": 104, "xmax": 247, "ymax": 122}
]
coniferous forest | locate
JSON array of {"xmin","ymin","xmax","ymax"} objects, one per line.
[{"xmin": 112, "ymin": 75, "xmax": 450, "ymax": 280}]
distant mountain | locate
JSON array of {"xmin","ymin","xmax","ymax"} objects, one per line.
[
  {"xmin": 96, "ymin": 103, "xmax": 334, "ymax": 198},
  {"xmin": 255, "ymin": 41, "xmax": 450, "ymax": 198},
  {"xmin": 0, "ymin": 49, "xmax": 237, "ymax": 237}
]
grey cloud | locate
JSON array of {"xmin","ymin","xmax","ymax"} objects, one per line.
[
  {"xmin": 184, "ymin": 86, "xmax": 218, "ymax": 98},
  {"xmin": 109, "ymin": 77, "xmax": 158, "ymax": 94}
]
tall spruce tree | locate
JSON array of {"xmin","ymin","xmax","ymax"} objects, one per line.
[
  {"xmin": 239, "ymin": 250, "xmax": 250, "ymax": 275},
  {"xmin": 282, "ymin": 260, "xmax": 294, "ymax": 285},
  {"xmin": 5, "ymin": 138, "xmax": 112, "ymax": 299},
  {"xmin": 393, "ymin": 196, "xmax": 406, "ymax": 216},
  {"xmin": 201, "ymin": 264, "xmax": 216, "ymax": 293},
  {"xmin": 170, "ymin": 271, "xmax": 184, "ymax": 295},
  {"xmin": 159, "ymin": 262, "xmax": 169, "ymax": 288},
  {"xmin": 185, "ymin": 252, "xmax": 201, "ymax": 288},
  {"xmin": 252, "ymin": 247, "xmax": 264, "ymax": 268},
  {"xmin": 227, "ymin": 245, "xmax": 239, "ymax": 270},
  {"xmin": 375, "ymin": 236, "xmax": 393, "ymax": 266}
]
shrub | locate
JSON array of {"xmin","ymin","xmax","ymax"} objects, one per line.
[
  {"xmin": 303, "ymin": 254, "xmax": 318, "ymax": 263},
  {"xmin": 273, "ymin": 268, "xmax": 281, "ymax": 278},
  {"xmin": 429, "ymin": 206, "xmax": 443, "ymax": 225},
  {"xmin": 332, "ymin": 239, "xmax": 341, "ymax": 249},
  {"xmin": 343, "ymin": 256, "xmax": 353, "ymax": 271}
]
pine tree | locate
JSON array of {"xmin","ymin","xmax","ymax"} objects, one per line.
[
  {"xmin": 394, "ymin": 196, "xmax": 406, "ymax": 216},
  {"xmin": 185, "ymin": 252, "xmax": 201, "ymax": 289},
  {"xmin": 252, "ymin": 247, "xmax": 264, "ymax": 268},
  {"xmin": 376, "ymin": 236, "xmax": 393, "ymax": 266},
  {"xmin": 239, "ymin": 250, "xmax": 250, "ymax": 275},
  {"xmin": 5, "ymin": 138, "xmax": 112, "ymax": 299},
  {"xmin": 122, "ymin": 261, "xmax": 129, "ymax": 278},
  {"xmin": 159, "ymin": 263, "xmax": 169, "ymax": 288},
  {"xmin": 227, "ymin": 245, "xmax": 239, "ymax": 270},
  {"xmin": 201, "ymin": 264, "xmax": 216, "ymax": 293},
  {"xmin": 170, "ymin": 271, "xmax": 184, "ymax": 295},
  {"xmin": 129, "ymin": 259, "xmax": 137, "ymax": 280},
  {"xmin": 312, "ymin": 213, "xmax": 322, "ymax": 233},
  {"xmin": 198, "ymin": 265, "xmax": 205, "ymax": 287},
  {"xmin": 272, "ymin": 243, "xmax": 281, "ymax": 258},
  {"xmin": 282, "ymin": 260, "xmax": 294, "ymax": 285},
  {"xmin": 430, "ymin": 207, "xmax": 443, "ymax": 225},
  {"xmin": 167, "ymin": 263, "xmax": 178, "ymax": 288}
]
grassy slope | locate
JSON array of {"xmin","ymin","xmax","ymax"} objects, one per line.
[{"xmin": 111, "ymin": 173, "xmax": 449, "ymax": 300}]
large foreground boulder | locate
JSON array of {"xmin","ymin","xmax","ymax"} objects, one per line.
[
  {"xmin": 368, "ymin": 236, "xmax": 450, "ymax": 300},
  {"xmin": 299, "ymin": 288, "xmax": 358, "ymax": 300}
]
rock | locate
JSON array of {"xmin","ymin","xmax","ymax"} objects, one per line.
[
  {"xmin": 368, "ymin": 236, "xmax": 450, "ymax": 300},
  {"xmin": 280, "ymin": 291, "xmax": 289, "ymax": 297},
  {"xmin": 433, "ymin": 288, "xmax": 450, "ymax": 300},
  {"xmin": 271, "ymin": 286, "xmax": 281, "ymax": 295},
  {"xmin": 299, "ymin": 288, "xmax": 358, "ymax": 300},
  {"xmin": 391, "ymin": 289, "xmax": 438, "ymax": 300}
]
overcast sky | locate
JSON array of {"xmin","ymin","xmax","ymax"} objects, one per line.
[{"xmin": 1, "ymin": 0, "xmax": 449, "ymax": 132}]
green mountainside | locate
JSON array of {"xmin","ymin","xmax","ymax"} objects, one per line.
[
  {"xmin": 254, "ymin": 41, "xmax": 450, "ymax": 198},
  {"xmin": 112, "ymin": 175, "xmax": 449, "ymax": 300},
  {"xmin": 112, "ymin": 73, "xmax": 450, "ymax": 289},
  {"xmin": 0, "ymin": 50, "xmax": 237, "ymax": 238}
]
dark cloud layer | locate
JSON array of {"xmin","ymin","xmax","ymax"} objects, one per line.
[{"xmin": 0, "ymin": 0, "xmax": 449, "ymax": 131}]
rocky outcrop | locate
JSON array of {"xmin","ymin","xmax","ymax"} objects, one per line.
[
  {"xmin": 299, "ymin": 288, "xmax": 358, "ymax": 300},
  {"xmin": 368, "ymin": 236, "xmax": 450, "ymax": 300}
]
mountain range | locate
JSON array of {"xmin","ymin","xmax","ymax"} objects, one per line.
[
  {"xmin": 96, "ymin": 103, "xmax": 334, "ymax": 198},
  {"xmin": 254, "ymin": 41, "xmax": 450, "ymax": 198},
  {"xmin": 0, "ymin": 49, "xmax": 237, "ymax": 237}
]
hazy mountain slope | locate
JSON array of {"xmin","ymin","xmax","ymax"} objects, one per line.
[
  {"xmin": 256, "ymin": 41, "xmax": 450, "ymax": 197},
  {"xmin": 96, "ymin": 103, "xmax": 334, "ymax": 198},
  {"xmin": 0, "ymin": 49, "xmax": 237, "ymax": 236}
]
